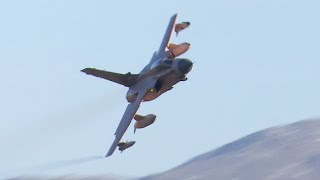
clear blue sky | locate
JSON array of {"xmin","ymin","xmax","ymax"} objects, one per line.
[{"xmin": 1, "ymin": 0, "xmax": 320, "ymax": 178}]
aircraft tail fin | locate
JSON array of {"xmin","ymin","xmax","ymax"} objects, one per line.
[{"xmin": 81, "ymin": 68, "xmax": 139, "ymax": 87}]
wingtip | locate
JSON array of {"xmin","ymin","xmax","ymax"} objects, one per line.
[
  {"xmin": 173, "ymin": 13, "xmax": 178, "ymax": 18},
  {"xmin": 81, "ymin": 68, "xmax": 92, "ymax": 74},
  {"xmin": 105, "ymin": 153, "xmax": 112, "ymax": 157},
  {"xmin": 81, "ymin": 68, "xmax": 88, "ymax": 73}
]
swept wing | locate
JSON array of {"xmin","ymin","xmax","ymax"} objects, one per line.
[
  {"xmin": 149, "ymin": 14, "xmax": 178, "ymax": 64},
  {"xmin": 81, "ymin": 68, "xmax": 139, "ymax": 87},
  {"xmin": 106, "ymin": 78, "xmax": 157, "ymax": 157}
]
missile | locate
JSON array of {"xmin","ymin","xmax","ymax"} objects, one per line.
[
  {"xmin": 175, "ymin": 22, "xmax": 190, "ymax": 36},
  {"xmin": 118, "ymin": 141, "xmax": 135, "ymax": 153},
  {"xmin": 134, "ymin": 114, "xmax": 156, "ymax": 133},
  {"xmin": 167, "ymin": 42, "xmax": 190, "ymax": 58}
]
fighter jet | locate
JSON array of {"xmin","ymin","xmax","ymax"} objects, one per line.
[{"xmin": 81, "ymin": 14, "xmax": 193, "ymax": 157}]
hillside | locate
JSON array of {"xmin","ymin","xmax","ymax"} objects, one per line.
[{"xmin": 141, "ymin": 119, "xmax": 320, "ymax": 180}]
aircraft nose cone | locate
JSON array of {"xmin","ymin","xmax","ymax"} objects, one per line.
[{"xmin": 177, "ymin": 59, "xmax": 193, "ymax": 74}]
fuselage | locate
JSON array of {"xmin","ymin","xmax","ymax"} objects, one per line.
[{"xmin": 126, "ymin": 58, "xmax": 193, "ymax": 103}]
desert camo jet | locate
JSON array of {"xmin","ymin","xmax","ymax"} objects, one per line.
[{"xmin": 81, "ymin": 14, "xmax": 193, "ymax": 157}]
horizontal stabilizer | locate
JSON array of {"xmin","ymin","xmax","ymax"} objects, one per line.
[{"xmin": 81, "ymin": 68, "xmax": 139, "ymax": 87}]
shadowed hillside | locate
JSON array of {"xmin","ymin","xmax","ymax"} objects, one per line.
[
  {"xmin": 141, "ymin": 119, "xmax": 320, "ymax": 180},
  {"xmin": 7, "ymin": 175, "xmax": 127, "ymax": 180}
]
